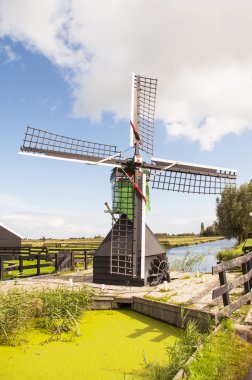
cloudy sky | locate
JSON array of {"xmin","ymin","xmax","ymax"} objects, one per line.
[{"xmin": 0, "ymin": 0, "xmax": 252, "ymax": 238}]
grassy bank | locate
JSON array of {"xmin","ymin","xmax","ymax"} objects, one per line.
[
  {"xmin": 158, "ymin": 235, "xmax": 224, "ymax": 249},
  {"xmin": 186, "ymin": 322, "xmax": 252, "ymax": 379},
  {"xmin": 140, "ymin": 320, "xmax": 252, "ymax": 380},
  {"xmin": 217, "ymin": 238, "xmax": 252, "ymax": 261}
]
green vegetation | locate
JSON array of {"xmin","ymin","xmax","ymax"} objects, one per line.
[
  {"xmin": 216, "ymin": 180, "xmax": 252, "ymax": 243},
  {"xmin": 216, "ymin": 238, "xmax": 252, "ymax": 261},
  {"xmin": 217, "ymin": 243, "xmax": 243, "ymax": 261},
  {"xmin": 144, "ymin": 294, "xmax": 171, "ymax": 303},
  {"xmin": 139, "ymin": 320, "xmax": 252, "ymax": 380},
  {"xmin": 186, "ymin": 322, "xmax": 252, "ymax": 379},
  {"xmin": 200, "ymin": 221, "xmax": 220, "ymax": 237},
  {"xmin": 140, "ymin": 319, "xmax": 203, "ymax": 380},
  {"xmin": 170, "ymin": 251, "xmax": 205, "ymax": 271},
  {"xmin": 22, "ymin": 237, "xmax": 102, "ymax": 250},
  {"xmin": 3, "ymin": 259, "xmax": 55, "ymax": 279},
  {"xmin": 0, "ymin": 285, "xmax": 95, "ymax": 346},
  {"xmin": 158, "ymin": 235, "xmax": 223, "ymax": 249},
  {"xmin": 0, "ymin": 309, "xmax": 180, "ymax": 380}
]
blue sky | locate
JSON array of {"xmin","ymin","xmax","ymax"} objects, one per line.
[{"xmin": 0, "ymin": 1, "xmax": 252, "ymax": 238}]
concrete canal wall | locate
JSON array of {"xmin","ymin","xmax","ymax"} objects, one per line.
[{"xmin": 92, "ymin": 296, "xmax": 216, "ymax": 332}]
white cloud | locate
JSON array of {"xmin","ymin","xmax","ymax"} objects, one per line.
[
  {"xmin": 3, "ymin": 211, "xmax": 106, "ymax": 238},
  {"xmin": 0, "ymin": 43, "xmax": 19, "ymax": 63},
  {"xmin": 1, "ymin": 0, "xmax": 252, "ymax": 148}
]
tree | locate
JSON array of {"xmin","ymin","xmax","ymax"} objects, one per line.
[
  {"xmin": 200, "ymin": 222, "xmax": 205, "ymax": 235},
  {"xmin": 216, "ymin": 181, "xmax": 252, "ymax": 243}
]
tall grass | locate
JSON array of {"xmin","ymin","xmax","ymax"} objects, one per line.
[
  {"xmin": 186, "ymin": 321, "xmax": 252, "ymax": 379},
  {"xmin": 141, "ymin": 319, "xmax": 204, "ymax": 380},
  {"xmin": 0, "ymin": 285, "xmax": 95, "ymax": 346},
  {"xmin": 170, "ymin": 251, "xmax": 205, "ymax": 272},
  {"xmin": 35, "ymin": 286, "xmax": 95, "ymax": 336}
]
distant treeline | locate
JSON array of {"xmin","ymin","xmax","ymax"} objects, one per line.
[{"xmin": 155, "ymin": 233, "xmax": 197, "ymax": 239}]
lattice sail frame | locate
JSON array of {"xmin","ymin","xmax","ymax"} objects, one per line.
[
  {"xmin": 148, "ymin": 158, "xmax": 237, "ymax": 195},
  {"xmin": 110, "ymin": 168, "xmax": 134, "ymax": 276},
  {"xmin": 20, "ymin": 126, "xmax": 121, "ymax": 164},
  {"xmin": 130, "ymin": 73, "xmax": 158, "ymax": 156}
]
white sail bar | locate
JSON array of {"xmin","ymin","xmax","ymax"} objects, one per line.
[
  {"xmin": 151, "ymin": 157, "xmax": 237, "ymax": 177},
  {"xmin": 19, "ymin": 151, "xmax": 123, "ymax": 168}
]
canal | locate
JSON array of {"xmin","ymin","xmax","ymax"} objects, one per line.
[{"xmin": 167, "ymin": 238, "xmax": 237, "ymax": 272}]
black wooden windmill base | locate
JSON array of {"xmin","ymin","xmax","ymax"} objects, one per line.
[
  {"xmin": 20, "ymin": 72, "xmax": 237, "ymax": 288},
  {"xmin": 93, "ymin": 214, "xmax": 168, "ymax": 286}
]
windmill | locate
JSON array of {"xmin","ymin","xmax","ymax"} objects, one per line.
[{"xmin": 20, "ymin": 73, "xmax": 237, "ymax": 286}]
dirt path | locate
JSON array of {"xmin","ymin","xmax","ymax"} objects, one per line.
[{"xmin": 0, "ymin": 269, "xmax": 236, "ymax": 313}]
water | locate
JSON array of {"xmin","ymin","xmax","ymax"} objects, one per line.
[{"xmin": 167, "ymin": 238, "xmax": 236, "ymax": 272}]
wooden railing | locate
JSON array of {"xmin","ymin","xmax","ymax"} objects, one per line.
[
  {"xmin": 0, "ymin": 248, "xmax": 94, "ymax": 281},
  {"xmin": 212, "ymin": 250, "xmax": 252, "ymax": 315}
]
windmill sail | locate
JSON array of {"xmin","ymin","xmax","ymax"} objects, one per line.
[
  {"xmin": 130, "ymin": 74, "xmax": 158, "ymax": 156},
  {"xmin": 146, "ymin": 158, "xmax": 237, "ymax": 194},
  {"xmin": 20, "ymin": 126, "xmax": 124, "ymax": 167}
]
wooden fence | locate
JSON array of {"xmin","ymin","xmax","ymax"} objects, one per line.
[
  {"xmin": 212, "ymin": 250, "xmax": 252, "ymax": 315},
  {"xmin": 0, "ymin": 248, "xmax": 94, "ymax": 281}
]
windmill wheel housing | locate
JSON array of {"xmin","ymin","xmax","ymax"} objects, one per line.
[{"xmin": 20, "ymin": 73, "xmax": 237, "ymax": 286}]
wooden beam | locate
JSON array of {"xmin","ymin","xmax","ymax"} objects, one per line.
[
  {"xmin": 220, "ymin": 292, "xmax": 252, "ymax": 316},
  {"xmin": 212, "ymin": 268, "xmax": 252, "ymax": 299},
  {"xmin": 212, "ymin": 251, "xmax": 252, "ymax": 274}
]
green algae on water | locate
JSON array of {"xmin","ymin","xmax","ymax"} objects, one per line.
[{"xmin": 0, "ymin": 309, "xmax": 179, "ymax": 380}]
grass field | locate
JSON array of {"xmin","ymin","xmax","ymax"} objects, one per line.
[{"xmin": 22, "ymin": 235, "xmax": 224, "ymax": 250}]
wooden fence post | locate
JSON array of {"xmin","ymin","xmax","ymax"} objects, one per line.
[
  {"xmin": 242, "ymin": 258, "xmax": 251, "ymax": 304},
  {"xmin": 219, "ymin": 269, "xmax": 230, "ymax": 306},
  {"xmin": 249, "ymin": 258, "xmax": 252, "ymax": 290},
  {"xmin": 19, "ymin": 256, "xmax": 23, "ymax": 276},
  {"xmin": 37, "ymin": 255, "xmax": 41, "ymax": 276},
  {"xmin": 70, "ymin": 251, "xmax": 74, "ymax": 269},
  {"xmin": 0, "ymin": 257, "xmax": 3, "ymax": 281},
  {"xmin": 84, "ymin": 250, "xmax": 88, "ymax": 270},
  {"xmin": 55, "ymin": 253, "xmax": 58, "ymax": 271},
  {"xmin": 242, "ymin": 260, "xmax": 250, "ymax": 294}
]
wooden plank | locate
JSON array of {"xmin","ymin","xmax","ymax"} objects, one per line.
[
  {"xmin": 212, "ymin": 268, "xmax": 252, "ymax": 299},
  {"xmin": 220, "ymin": 292, "xmax": 252, "ymax": 316},
  {"xmin": 212, "ymin": 251, "xmax": 252, "ymax": 274},
  {"xmin": 0, "ymin": 257, "xmax": 3, "ymax": 281},
  {"xmin": 84, "ymin": 251, "xmax": 88, "ymax": 270},
  {"xmin": 219, "ymin": 270, "xmax": 230, "ymax": 306},
  {"xmin": 242, "ymin": 261, "xmax": 250, "ymax": 294},
  {"xmin": 37, "ymin": 255, "xmax": 40, "ymax": 276},
  {"xmin": 19, "ymin": 256, "xmax": 23, "ymax": 274}
]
